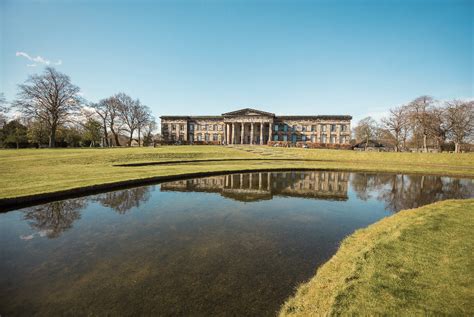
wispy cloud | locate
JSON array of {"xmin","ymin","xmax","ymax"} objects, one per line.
[{"xmin": 16, "ymin": 51, "xmax": 62, "ymax": 67}]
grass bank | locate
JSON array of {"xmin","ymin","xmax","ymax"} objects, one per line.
[
  {"xmin": 0, "ymin": 146, "xmax": 473, "ymax": 201},
  {"xmin": 280, "ymin": 199, "xmax": 474, "ymax": 316}
]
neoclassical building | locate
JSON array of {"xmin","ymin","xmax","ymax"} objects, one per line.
[{"xmin": 160, "ymin": 108, "xmax": 352, "ymax": 145}]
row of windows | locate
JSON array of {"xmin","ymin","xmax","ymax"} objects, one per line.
[
  {"xmin": 273, "ymin": 124, "xmax": 349, "ymax": 133},
  {"xmin": 272, "ymin": 134, "xmax": 349, "ymax": 143},
  {"xmin": 194, "ymin": 133, "xmax": 221, "ymax": 142}
]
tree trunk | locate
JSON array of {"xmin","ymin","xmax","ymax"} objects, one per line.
[
  {"xmin": 455, "ymin": 142, "xmax": 460, "ymax": 153},
  {"xmin": 423, "ymin": 134, "xmax": 427, "ymax": 152},
  {"xmin": 110, "ymin": 127, "xmax": 120, "ymax": 146},
  {"xmin": 138, "ymin": 127, "xmax": 141, "ymax": 147},
  {"xmin": 49, "ymin": 127, "xmax": 56, "ymax": 148},
  {"xmin": 128, "ymin": 130, "xmax": 134, "ymax": 146},
  {"xmin": 103, "ymin": 125, "xmax": 109, "ymax": 147}
]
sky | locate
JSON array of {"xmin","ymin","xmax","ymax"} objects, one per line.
[{"xmin": 1, "ymin": 0, "xmax": 473, "ymax": 123}]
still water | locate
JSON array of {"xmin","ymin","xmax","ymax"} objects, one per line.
[{"xmin": 1, "ymin": 171, "xmax": 472, "ymax": 316}]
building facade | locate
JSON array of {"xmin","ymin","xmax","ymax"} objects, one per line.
[{"xmin": 160, "ymin": 108, "xmax": 352, "ymax": 145}]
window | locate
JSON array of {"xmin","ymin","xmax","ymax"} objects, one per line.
[
  {"xmin": 331, "ymin": 124, "xmax": 336, "ymax": 132},
  {"xmin": 214, "ymin": 124, "xmax": 217, "ymax": 131},
  {"xmin": 341, "ymin": 124, "xmax": 347, "ymax": 132},
  {"xmin": 274, "ymin": 124, "xmax": 279, "ymax": 131},
  {"xmin": 197, "ymin": 134, "xmax": 202, "ymax": 141},
  {"xmin": 283, "ymin": 135, "xmax": 288, "ymax": 141},
  {"xmin": 273, "ymin": 135, "xmax": 279, "ymax": 141},
  {"xmin": 312, "ymin": 125, "xmax": 316, "ymax": 132},
  {"xmin": 330, "ymin": 136, "xmax": 336, "ymax": 143},
  {"xmin": 302, "ymin": 126, "xmax": 306, "ymax": 132},
  {"xmin": 321, "ymin": 124, "xmax": 327, "ymax": 132},
  {"xmin": 340, "ymin": 136, "xmax": 345, "ymax": 144},
  {"xmin": 283, "ymin": 125, "xmax": 288, "ymax": 132},
  {"xmin": 321, "ymin": 134, "xmax": 327, "ymax": 143},
  {"xmin": 311, "ymin": 135, "xmax": 316, "ymax": 142},
  {"xmin": 292, "ymin": 125, "xmax": 296, "ymax": 132},
  {"xmin": 213, "ymin": 134, "xmax": 218, "ymax": 141},
  {"xmin": 302, "ymin": 135, "xmax": 306, "ymax": 141},
  {"xmin": 189, "ymin": 124, "xmax": 194, "ymax": 131},
  {"xmin": 205, "ymin": 133, "xmax": 210, "ymax": 141}
]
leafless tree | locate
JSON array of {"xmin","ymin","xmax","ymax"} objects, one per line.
[
  {"xmin": 354, "ymin": 116, "xmax": 378, "ymax": 149},
  {"xmin": 142, "ymin": 118, "xmax": 157, "ymax": 146},
  {"xmin": 13, "ymin": 67, "xmax": 81, "ymax": 148},
  {"xmin": 406, "ymin": 95, "xmax": 434, "ymax": 152},
  {"xmin": 101, "ymin": 96, "xmax": 123, "ymax": 146},
  {"xmin": 445, "ymin": 100, "xmax": 474, "ymax": 153},
  {"xmin": 90, "ymin": 101, "xmax": 110, "ymax": 147},
  {"xmin": 135, "ymin": 104, "xmax": 152, "ymax": 146},
  {"xmin": 0, "ymin": 93, "xmax": 8, "ymax": 127},
  {"xmin": 381, "ymin": 106, "xmax": 409, "ymax": 152},
  {"xmin": 116, "ymin": 93, "xmax": 141, "ymax": 146},
  {"xmin": 427, "ymin": 106, "xmax": 448, "ymax": 151}
]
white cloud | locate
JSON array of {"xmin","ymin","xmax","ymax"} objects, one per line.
[{"xmin": 16, "ymin": 51, "xmax": 62, "ymax": 67}]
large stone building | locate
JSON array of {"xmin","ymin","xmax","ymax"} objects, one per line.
[{"xmin": 160, "ymin": 108, "xmax": 352, "ymax": 145}]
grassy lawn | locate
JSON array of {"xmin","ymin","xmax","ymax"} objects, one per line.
[
  {"xmin": 280, "ymin": 199, "xmax": 474, "ymax": 316},
  {"xmin": 0, "ymin": 145, "xmax": 473, "ymax": 200}
]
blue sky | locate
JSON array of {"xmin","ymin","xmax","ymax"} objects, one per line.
[{"xmin": 1, "ymin": 0, "xmax": 472, "ymax": 122}]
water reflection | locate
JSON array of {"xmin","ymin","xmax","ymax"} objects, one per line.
[
  {"xmin": 351, "ymin": 173, "xmax": 473, "ymax": 211},
  {"xmin": 161, "ymin": 171, "xmax": 349, "ymax": 202},
  {"xmin": 94, "ymin": 186, "xmax": 151, "ymax": 214},
  {"xmin": 22, "ymin": 199, "xmax": 85, "ymax": 238}
]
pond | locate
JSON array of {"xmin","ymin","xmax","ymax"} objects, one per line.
[{"xmin": 0, "ymin": 171, "xmax": 472, "ymax": 316}]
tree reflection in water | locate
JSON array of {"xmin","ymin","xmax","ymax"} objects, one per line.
[
  {"xmin": 95, "ymin": 186, "xmax": 151, "ymax": 214},
  {"xmin": 351, "ymin": 173, "xmax": 474, "ymax": 212},
  {"xmin": 22, "ymin": 199, "xmax": 85, "ymax": 238}
]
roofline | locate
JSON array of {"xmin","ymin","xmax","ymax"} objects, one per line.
[
  {"xmin": 222, "ymin": 108, "xmax": 275, "ymax": 116},
  {"xmin": 161, "ymin": 114, "xmax": 353, "ymax": 120}
]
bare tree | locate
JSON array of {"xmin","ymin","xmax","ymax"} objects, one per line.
[
  {"xmin": 381, "ymin": 106, "xmax": 409, "ymax": 152},
  {"xmin": 427, "ymin": 105, "xmax": 448, "ymax": 151},
  {"xmin": 445, "ymin": 100, "xmax": 474, "ymax": 153},
  {"xmin": 14, "ymin": 67, "xmax": 81, "ymax": 148},
  {"xmin": 135, "ymin": 104, "xmax": 152, "ymax": 146},
  {"xmin": 0, "ymin": 93, "xmax": 9, "ymax": 127},
  {"xmin": 116, "ymin": 93, "xmax": 140, "ymax": 146},
  {"xmin": 142, "ymin": 118, "xmax": 157, "ymax": 146},
  {"xmin": 354, "ymin": 116, "xmax": 378, "ymax": 149},
  {"xmin": 90, "ymin": 101, "xmax": 110, "ymax": 147},
  {"xmin": 101, "ymin": 96, "xmax": 123, "ymax": 146},
  {"xmin": 406, "ymin": 95, "xmax": 434, "ymax": 152}
]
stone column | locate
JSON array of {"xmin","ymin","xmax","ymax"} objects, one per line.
[
  {"xmin": 250, "ymin": 123, "xmax": 254, "ymax": 145},
  {"xmin": 241, "ymin": 122, "xmax": 244, "ymax": 145},
  {"xmin": 226, "ymin": 124, "xmax": 230, "ymax": 144},
  {"xmin": 337, "ymin": 123, "xmax": 341, "ymax": 144},
  {"xmin": 176, "ymin": 123, "xmax": 180, "ymax": 141},
  {"xmin": 260, "ymin": 122, "xmax": 263, "ymax": 145},
  {"xmin": 268, "ymin": 122, "xmax": 273, "ymax": 144},
  {"xmin": 231, "ymin": 123, "xmax": 235, "ymax": 144}
]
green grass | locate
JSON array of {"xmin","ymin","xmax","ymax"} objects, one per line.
[
  {"xmin": 279, "ymin": 199, "xmax": 474, "ymax": 316},
  {"xmin": 0, "ymin": 145, "xmax": 473, "ymax": 199}
]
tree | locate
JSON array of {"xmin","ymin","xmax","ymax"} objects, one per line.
[
  {"xmin": 354, "ymin": 116, "xmax": 378, "ymax": 149},
  {"xmin": 406, "ymin": 95, "xmax": 434, "ymax": 152},
  {"xmin": 0, "ymin": 93, "xmax": 8, "ymax": 128},
  {"xmin": 142, "ymin": 119, "xmax": 157, "ymax": 146},
  {"xmin": 135, "ymin": 104, "xmax": 152, "ymax": 146},
  {"xmin": 82, "ymin": 118, "xmax": 102, "ymax": 147},
  {"xmin": 1, "ymin": 120, "xmax": 28, "ymax": 148},
  {"xmin": 90, "ymin": 101, "xmax": 110, "ymax": 147},
  {"xmin": 116, "ymin": 93, "xmax": 140, "ymax": 146},
  {"xmin": 427, "ymin": 106, "xmax": 448, "ymax": 151},
  {"xmin": 103, "ymin": 96, "xmax": 123, "ymax": 146},
  {"xmin": 14, "ymin": 67, "xmax": 81, "ymax": 148},
  {"xmin": 445, "ymin": 100, "xmax": 474, "ymax": 153},
  {"xmin": 381, "ymin": 106, "xmax": 409, "ymax": 152}
]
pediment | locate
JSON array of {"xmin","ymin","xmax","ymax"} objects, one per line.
[{"xmin": 222, "ymin": 108, "xmax": 275, "ymax": 117}]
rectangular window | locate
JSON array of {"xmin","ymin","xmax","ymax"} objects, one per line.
[
  {"xmin": 189, "ymin": 124, "xmax": 194, "ymax": 131},
  {"xmin": 311, "ymin": 135, "xmax": 316, "ymax": 142},
  {"xmin": 274, "ymin": 124, "xmax": 279, "ymax": 131},
  {"xmin": 321, "ymin": 125, "xmax": 327, "ymax": 132},
  {"xmin": 197, "ymin": 134, "xmax": 202, "ymax": 141},
  {"xmin": 205, "ymin": 133, "xmax": 210, "ymax": 141},
  {"xmin": 283, "ymin": 125, "xmax": 288, "ymax": 132},
  {"xmin": 321, "ymin": 134, "xmax": 327, "ymax": 143},
  {"xmin": 311, "ymin": 125, "xmax": 316, "ymax": 132},
  {"xmin": 330, "ymin": 136, "xmax": 336, "ymax": 143},
  {"xmin": 213, "ymin": 134, "xmax": 218, "ymax": 141},
  {"xmin": 273, "ymin": 135, "xmax": 279, "ymax": 141},
  {"xmin": 331, "ymin": 124, "xmax": 336, "ymax": 132},
  {"xmin": 302, "ymin": 135, "xmax": 306, "ymax": 141},
  {"xmin": 283, "ymin": 135, "xmax": 288, "ymax": 141}
]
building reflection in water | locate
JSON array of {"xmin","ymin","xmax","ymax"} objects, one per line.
[{"xmin": 160, "ymin": 171, "xmax": 350, "ymax": 202}]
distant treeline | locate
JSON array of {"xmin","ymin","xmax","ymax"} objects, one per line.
[{"xmin": 0, "ymin": 67, "xmax": 157, "ymax": 148}]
